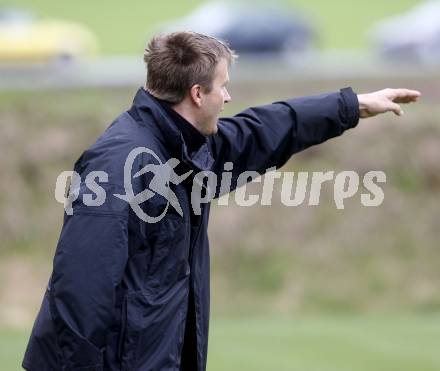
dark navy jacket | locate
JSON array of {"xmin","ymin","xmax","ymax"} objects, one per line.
[{"xmin": 22, "ymin": 87, "xmax": 359, "ymax": 371}]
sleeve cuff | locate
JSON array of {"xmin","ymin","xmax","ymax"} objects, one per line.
[{"xmin": 340, "ymin": 87, "xmax": 360, "ymax": 128}]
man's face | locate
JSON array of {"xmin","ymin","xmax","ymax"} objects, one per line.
[{"xmin": 198, "ymin": 58, "xmax": 231, "ymax": 135}]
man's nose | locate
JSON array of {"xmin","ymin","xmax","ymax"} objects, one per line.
[{"xmin": 224, "ymin": 89, "xmax": 232, "ymax": 103}]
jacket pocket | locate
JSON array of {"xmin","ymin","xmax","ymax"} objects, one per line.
[
  {"xmin": 144, "ymin": 214, "xmax": 189, "ymax": 293},
  {"xmin": 118, "ymin": 289, "xmax": 186, "ymax": 371}
]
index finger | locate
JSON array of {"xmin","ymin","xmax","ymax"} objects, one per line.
[{"xmin": 389, "ymin": 88, "xmax": 421, "ymax": 102}]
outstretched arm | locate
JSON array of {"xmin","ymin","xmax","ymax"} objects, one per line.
[{"xmin": 209, "ymin": 87, "xmax": 420, "ymax": 197}]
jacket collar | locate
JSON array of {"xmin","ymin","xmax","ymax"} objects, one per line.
[
  {"xmin": 155, "ymin": 96, "xmax": 207, "ymax": 154},
  {"xmin": 128, "ymin": 87, "xmax": 214, "ymax": 172}
]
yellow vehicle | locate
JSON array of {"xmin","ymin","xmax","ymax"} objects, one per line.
[{"xmin": 0, "ymin": 9, "xmax": 98, "ymax": 62}]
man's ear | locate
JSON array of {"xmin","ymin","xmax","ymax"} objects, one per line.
[{"xmin": 189, "ymin": 84, "xmax": 203, "ymax": 108}]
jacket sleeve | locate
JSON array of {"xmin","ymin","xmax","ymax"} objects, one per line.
[
  {"xmin": 49, "ymin": 181, "xmax": 129, "ymax": 370},
  {"xmin": 209, "ymin": 87, "xmax": 359, "ymax": 195}
]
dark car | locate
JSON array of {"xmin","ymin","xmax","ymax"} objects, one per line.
[{"xmin": 162, "ymin": 1, "xmax": 315, "ymax": 56}]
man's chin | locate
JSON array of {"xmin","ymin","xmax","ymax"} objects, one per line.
[
  {"xmin": 203, "ymin": 123, "xmax": 218, "ymax": 136},
  {"xmin": 209, "ymin": 125, "xmax": 218, "ymax": 135}
]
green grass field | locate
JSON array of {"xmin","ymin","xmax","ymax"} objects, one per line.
[
  {"xmin": 209, "ymin": 315, "xmax": 440, "ymax": 371},
  {"xmin": 4, "ymin": 315, "xmax": 440, "ymax": 371},
  {"xmin": 6, "ymin": 0, "xmax": 422, "ymax": 53}
]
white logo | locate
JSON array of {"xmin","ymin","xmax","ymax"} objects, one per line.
[{"xmin": 54, "ymin": 147, "xmax": 387, "ymax": 222}]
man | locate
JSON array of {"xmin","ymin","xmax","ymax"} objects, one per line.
[{"xmin": 22, "ymin": 32, "xmax": 420, "ymax": 371}]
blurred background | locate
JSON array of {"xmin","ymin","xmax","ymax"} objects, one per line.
[{"xmin": 0, "ymin": 0, "xmax": 439, "ymax": 370}]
